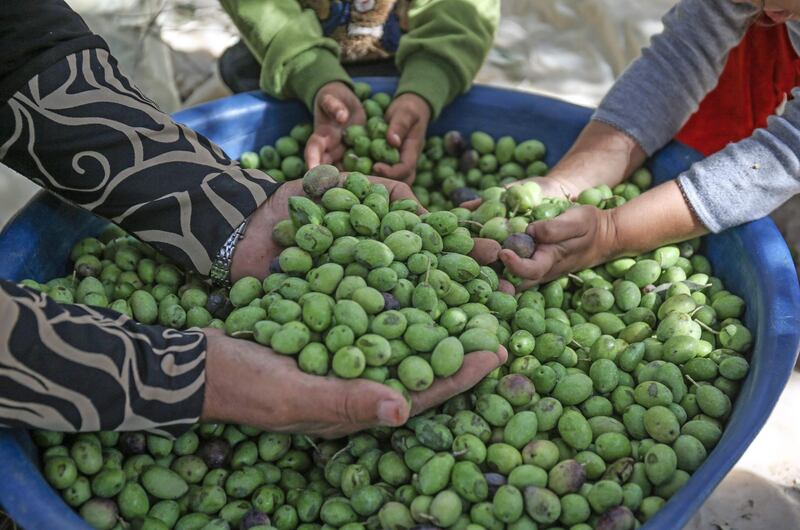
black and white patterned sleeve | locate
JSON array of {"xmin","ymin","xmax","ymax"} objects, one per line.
[
  {"xmin": 0, "ymin": 280, "xmax": 206, "ymax": 435},
  {"xmin": 0, "ymin": 47, "xmax": 281, "ymax": 276},
  {"xmin": 0, "ymin": 1, "xmax": 284, "ymax": 434}
]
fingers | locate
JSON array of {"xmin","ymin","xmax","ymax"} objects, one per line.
[
  {"xmin": 385, "ymin": 180, "xmax": 418, "ymax": 202},
  {"xmin": 374, "ymin": 112, "xmax": 424, "ymax": 181},
  {"xmin": 314, "ymin": 377, "xmax": 410, "ymax": 428},
  {"xmin": 460, "ymin": 198, "xmax": 482, "ymax": 211},
  {"xmin": 411, "ymin": 346, "xmax": 508, "ymax": 416},
  {"xmin": 499, "ymin": 247, "xmax": 559, "ymax": 284},
  {"xmin": 304, "ymin": 134, "xmax": 325, "ymax": 169},
  {"xmin": 469, "ymin": 238, "xmax": 501, "ymax": 265},
  {"xmin": 305, "ymin": 130, "xmax": 343, "ymax": 169},
  {"xmin": 527, "ymin": 207, "xmax": 590, "ymax": 243},
  {"xmin": 373, "ymin": 161, "xmax": 415, "ymax": 182},
  {"xmin": 394, "ymin": 121, "xmax": 426, "ymax": 181},
  {"xmin": 322, "ymin": 143, "xmax": 345, "ymax": 166},
  {"xmin": 320, "ymin": 93, "xmax": 349, "ymax": 124},
  {"xmin": 386, "ymin": 110, "xmax": 415, "ymax": 148}
]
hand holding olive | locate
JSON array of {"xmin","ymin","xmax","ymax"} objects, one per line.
[
  {"xmin": 499, "ymin": 205, "xmax": 619, "ymax": 290},
  {"xmin": 201, "ymin": 329, "xmax": 507, "ymax": 438},
  {"xmin": 230, "ymin": 176, "xmax": 420, "ymax": 282},
  {"xmin": 305, "ymin": 82, "xmax": 367, "ymax": 168},
  {"xmin": 373, "ymin": 93, "xmax": 431, "ymax": 183}
]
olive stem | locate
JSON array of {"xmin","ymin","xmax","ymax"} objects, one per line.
[
  {"xmin": 569, "ymin": 340, "xmax": 585, "ymax": 350},
  {"xmin": 459, "ymin": 220, "xmax": 484, "ymax": 231},
  {"xmin": 304, "ymin": 436, "xmax": 320, "ymax": 453},
  {"xmin": 568, "ymin": 274, "xmax": 584, "ymax": 285},
  {"xmin": 695, "ymin": 320, "xmax": 720, "ymax": 335},
  {"xmin": 330, "ymin": 443, "xmax": 353, "ymax": 463},
  {"xmin": 684, "ymin": 374, "xmax": 700, "ymax": 388}
]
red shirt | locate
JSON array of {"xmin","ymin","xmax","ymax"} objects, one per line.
[{"xmin": 676, "ymin": 20, "xmax": 800, "ymax": 156}]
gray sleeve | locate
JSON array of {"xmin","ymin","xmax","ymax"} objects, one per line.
[
  {"xmin": 677, "ymin": 88, "xmax": 800, "ymax": 233},
  {"xmin": 592, "ymin": 0, "xmax": 756, "ymax": 155}
]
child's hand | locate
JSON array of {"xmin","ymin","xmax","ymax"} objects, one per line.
[
  {"xmin": 305, "ymin": 82, "xmax": 366, "ymax": 168},
  {"xmin": 500, "ymin": 205, "xmax": 619, "ymax": 290},
  {"xmin": 373, "ymin": 93, "xmax": 431, "ymax": 183},
  {"xmin": 501, "ymin": 181, "xmax": 707, "ymax": 290}
]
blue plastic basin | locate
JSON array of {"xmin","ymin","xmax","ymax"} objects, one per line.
[{"xmin": 1, "ymin": 79, "xmax": 798, "ymax": 529}]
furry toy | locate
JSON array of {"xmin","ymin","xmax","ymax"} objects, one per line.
[{"xmin": 301, "ymin": 0, "xmax": 408, "ymax": 62}]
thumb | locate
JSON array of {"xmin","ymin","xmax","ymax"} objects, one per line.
[
  {"xmin": 321, "ymin": 378, "xmax": 410, "ymax": 426},
  {"xmin": 527, "ymin": 207, "xmax": 589, "ymax": 243}
]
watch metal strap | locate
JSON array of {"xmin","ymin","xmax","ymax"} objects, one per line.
[{"xmin": 209, "ymin": 219, "xmax": 248, "ymax": 288}]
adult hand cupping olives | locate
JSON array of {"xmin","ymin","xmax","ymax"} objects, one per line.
[
  {"xmin": 305, "ymin": 82, "xmax": 367, "ymax": 168},
  {"xmin": 372, "ymin": 93, "xmax": 431, "ymax": 183},
  {"xmin": 230, "ymin": 176, "xmax": 414, "ymax": 281},
  {"xmin": 201, "ymin": 329, "xmax": 507, "ymax": 438},
  {"xmin": 230, "ymin": 176, "xmax": 503, "ymax": 282}
]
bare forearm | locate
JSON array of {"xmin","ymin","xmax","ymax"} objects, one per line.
[
  {"xmin": 610, "ymin": 180, "xmax": 707, "ymax": 256},
  {"xmin": 547, "ymin": 121, "xmax": 647, "ymax": 197}
]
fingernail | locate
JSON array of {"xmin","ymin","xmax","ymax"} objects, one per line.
[
  {"xmin": 377, "ymin": 399, "xmax": 404, "ymax": 425},
  {"xmin": 391, "ymin": 133, "xmax": 400, "ymax": 144},
  {"xmin": 495, "ymin": 345, "xmax": 509, "ymax": 364}
]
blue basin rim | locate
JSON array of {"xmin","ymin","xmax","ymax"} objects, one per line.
[{"xmin": 0, "ymin": 78, "xmax": 797, "ymax": 530}]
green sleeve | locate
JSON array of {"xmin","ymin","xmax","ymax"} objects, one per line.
[
  {"xmin": 395, "ymin": 0, "xmax": 499, "ymax": 118},
  {"xmin": 219, "ymin": 0, "xmax": 353, "ymax": 110}
]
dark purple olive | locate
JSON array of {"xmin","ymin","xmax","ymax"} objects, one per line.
[
  {"xmin": 484, "ymin": 472, "xmax": 507, "ymax": 497},
  {"xmin": 459, "ymin": 149, "xmax": 479, "ymax": 172},
  {"xmin": 449, "ymin": 187, "xmax": 480, "ymax": 206},
  {"xmin": 269, "ymin": 257, "xmax": 282, "ymax": 274},
  {"xmin": 119, "ymin": 432, "xmax": 146, "ymax": 455},
  {"xmin": 199, "ymin": 438, "xmax": 231, "ymax": 469},
  {"xmin": 240, "ymin": 509, "xmax": 271, "ymax": 529},
  {"xmin": 496, "ymin": 374, "xmax": 536, "ymax": 406},
  {"xmin": 206, "ymin": 290, "xmax": 234, "ymax": 319},
  {"xmin": 444, "ymin": 130, "xmax": 466, "ymax": 156},
  {"xmin": 548, "ymin": 459, "xmax": 587, "ymax": 495},
  {"xmin": 503, "ymin": 233, "xmax": 536, "ymax": 258},
  {"xmin": 382, "ymin": 292, "xmax": 401, "ymax": 311},
  {"xmin": 596, "ymin": 505, "xmax": 636, "ymax": 530}
]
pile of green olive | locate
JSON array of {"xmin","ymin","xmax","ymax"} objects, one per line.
[{"xmin": 26, "ymin": 124, "xmax": 752, "ymax": 530}]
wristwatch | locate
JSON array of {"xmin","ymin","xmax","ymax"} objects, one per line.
[{"xmin": 209, "ymin": 219, "xmax": 248, "ymax": 288}]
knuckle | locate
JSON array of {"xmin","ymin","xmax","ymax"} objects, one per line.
[{"xmin": 339, "ymin": 391, "xmax": 363, "ymax": 424}]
